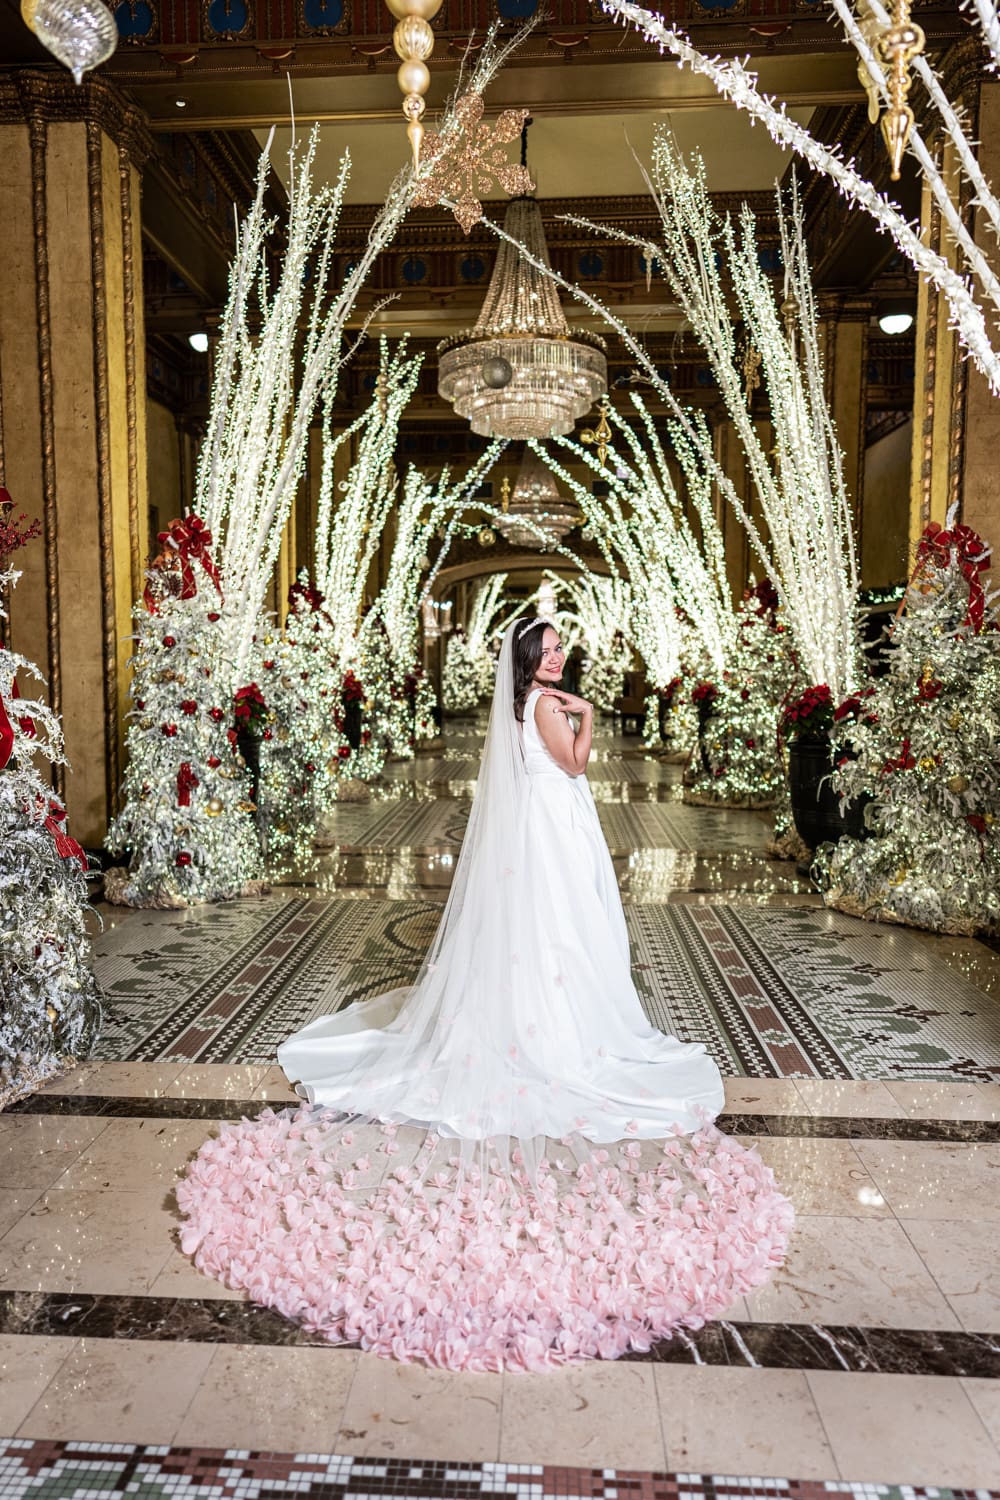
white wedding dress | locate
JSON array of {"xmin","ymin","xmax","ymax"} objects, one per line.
[
  {"xmin": 179, "ymin": 623, "xmax": 792, "ymax": 1371},
  {"xmin": 276, "ymin": 683, "xmax": 723, "ymax": 1139}
]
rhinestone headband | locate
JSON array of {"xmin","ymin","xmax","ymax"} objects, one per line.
[{"xmin": 517, "ymin": 617, "xmax": 545, "ymax": 640}]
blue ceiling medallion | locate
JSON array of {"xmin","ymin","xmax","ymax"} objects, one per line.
[
  {"xmin": 301, "ymin": 0, "xmax": 346, "ymax": 32},
  {"xmin": 496, "ymin": 0, "xmax": 538, "ymax": 17},
  {"xmin": 578, "ymin": 250, "xmax": 604, "ymax": 279},
  {"xmin": 205, "ymin": 0, "xmax": 250, "ymax": 38},
  {"xmin": 460, "ymin": 255, "xmax": 486, "ymax": 283},
  {"xmin": 401, "ymin": 256, "xmax": 428, "ymax": 285},
  {"xmin": 114, "ymin": 0, "xmax": 156, "ymax": 40}
]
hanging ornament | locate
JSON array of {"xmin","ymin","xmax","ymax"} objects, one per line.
[
  {"xmin": 206, "ymin": 796, "xmax": 224, "ymax": 816},
  {"xmin": 478, "ymin": 527, "xmax": 496, "ymax": 548},
  {"xmin": 481, "ymin": 355, "xmax": 513, "ymax": 390},
  {"xmin": 741, "ymin": 342, "xmax": 762, "ymax": 409},
  {"xmin": 412, "ymin": 91, "xmax": 533, "ymax": 235},
  {"xmin": 45, "ymin": 1004, "xmax": 58, "ymax": 1025},
  {"xmin": 947, "ymin": 774, "xmax": 970, "ymax": 794},
  {"xmin": 877, "ymin": 0, "xmax": 925, "ymax": 181},
  {"xmin": 385, "ymin": 0, "xmax": 442, "ymax": 168},
  {"xmin": 20, "ymin": 0, "xmax": 117, "ymax": 85},
  {"xmin": 580, "ymin": 401, "xmax": 613, "ymax": 468}
]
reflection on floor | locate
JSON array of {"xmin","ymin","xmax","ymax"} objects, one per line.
[{"xmin": 2, "ymin": 716, "xmax": 1000, "ymax": 1494}]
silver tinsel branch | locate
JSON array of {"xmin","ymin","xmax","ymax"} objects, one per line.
[{"xmin": 598, "ymin": 0, "xmax": 1000, "ymax": 394}]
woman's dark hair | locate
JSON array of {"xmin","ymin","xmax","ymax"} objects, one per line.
[{"xmin": 513, "ymin": 620, "xmax": 547, "ymax": 722}]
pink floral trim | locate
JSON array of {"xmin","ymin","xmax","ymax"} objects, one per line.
[{"xmin": 177, "ymin": 1109, "xmax": 793, "ymax": 1373}]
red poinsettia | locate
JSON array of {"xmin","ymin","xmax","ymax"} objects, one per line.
[
  {"xmin": 781, "ymin": 684, "xmax": 834, "ymax": 739},
  {"xmin": 882, "ymin": 737, "xmax": 917, "ymax": 775},
  {"xmin": 233, "ymin": 683, "xmax": 268, "ymax": 733},
  {"xmin": 342, "ymin": 670, "xmax": 365, "ymax": 704},
  {"xmin": 659, "ymin": 676, "xmax": 683, "ymax": 705},
  {"xmin": 691, "ymin": 681, "xmax": 718, "ymax": 708},
  {"xmin": 833, "ymin": 686, "xmax": 876, "ymax": 723}
]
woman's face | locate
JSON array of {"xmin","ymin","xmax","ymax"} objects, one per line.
[{"xmin": 534, "ymin": 627, "xmax": 565, "ymax": 685}]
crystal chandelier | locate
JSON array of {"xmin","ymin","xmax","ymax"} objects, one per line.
[
  {"xmin": 496, "ymin": 448, "xmax": 579, "ymax": 551},
  {"xmin": 438, "ymin": 195, "xmax": 607, "ymax": 439}
]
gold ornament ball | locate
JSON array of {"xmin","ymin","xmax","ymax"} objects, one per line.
[
  {"xmin": 478, "ymin": 527, "xmax": 496, "ymax": 548},
  {"xmin": 947, "ymin": 774, "xmax": 970, "ymax": 794},
  {"xmin": 206, "ymin": 796, "xmax": 224, "ymax": 816},
  {"xmin": 385, "ymin": 0, "xmax": 442, "ymax": 21},
  {"xmin": 918, "ymin": 755, "xmax": 936, "ymax": 773},
  {"xmin": 397, "ymin": 57, "xmax": 430, "ymax": 96},
  {"xmin": 888, "ymin": 866, "xmax": 909, "ymax": 887},
  {"xmin": 393, "ymin": 13, "xmax": 434, "ymax": 59},
  {"xmin": 46, "ymin": 1003, "xmax": 57, "ymax": 1025},
  {"xmin": 949, "ymin": 712, "xmax": 963, "ymax": 729}
]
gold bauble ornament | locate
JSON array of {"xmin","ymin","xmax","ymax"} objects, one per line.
[
  {"xmin": 947, "ymin": 774, "xmax": 970, "ymax": 794},
  {"xmin": 238, "ymin": 799, "xmax": 257, "ymax": 813},
  {"xmin": 46, "ymin": 1004, "xmax": 57, "ymax": 1025},
  {"xmin": 397, "ymin": 57, "xmax": 430, "ymax": 96},
  {"xmin": 206, "ymin": 796, "xmax": 224, "ymax": 816},
  {"xmin": 949, "ymin": 712, "xmax": 963, "ymax": 730},
  {"xmin": 264, "ymin": 635, "xmax": 274, "ymax": 646},
  {"xmin": 888, "ymin": 866, "xmax": 909, "ymax": 887},
  {"xmin": 385, "ymin": 0, "xmax": 442, "ymax": 21},
  {"xmin": 918, "ymin": 755, "xmax": 936, "ymax": 773}
]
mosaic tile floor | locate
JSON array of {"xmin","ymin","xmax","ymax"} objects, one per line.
[
  {"xmin": 7, "ymin": 720, "xmax": 1000, "ymax": 1489},
  {"xmin": 0, "ymin": 1443, "xmax": 995, "ymax": 1500},
  {"xmin": 91, "ymin": 895, "xmax": 1000, "ymax": 1080}
]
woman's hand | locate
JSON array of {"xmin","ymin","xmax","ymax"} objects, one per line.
[{"xmin": 542, "ymin": 688, "xmax": 592, "ymax": 716}]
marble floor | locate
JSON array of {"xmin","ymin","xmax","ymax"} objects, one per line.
[{"xmin": 2, "ymin": 719, "xmax": 1000, "ymax": 1497}]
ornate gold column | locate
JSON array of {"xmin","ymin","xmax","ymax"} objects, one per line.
[
  {"xmin": 954, "ymin": 78, "xmax": 1000, "ymax": 551},
  {"xmin": 817, "ymin": 291, "xmax": 872, "ymax": 563},
  {"xmin": 0, "ymin": 73, "xmax": 151, "ymax": 845},
  {"xmin": 907, "ymin": 43, "xmax": 985, "ymax": 557}
]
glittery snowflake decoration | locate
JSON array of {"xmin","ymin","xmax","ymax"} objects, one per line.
[{"xmin": 413, "ymin": 92, "xmax": 534, "ymax": 234}]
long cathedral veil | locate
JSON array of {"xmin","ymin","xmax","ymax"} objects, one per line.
[
  {"xmin": 179, "ymin": 619, "xmax": 793, "ymax": 1370},
  {"xmin": 271, "ymin": 619, "xmax": 556, "ymax": 1145}
]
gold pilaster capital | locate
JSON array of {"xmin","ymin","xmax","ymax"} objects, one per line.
[{"xmin": 0, "ymin": 70, "xmax": 154, "ymax": 169}]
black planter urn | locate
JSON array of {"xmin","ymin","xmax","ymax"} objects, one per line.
[
  {"xmin": 235, "ymin": 727, "xmax": 261, "ymax": 804},
  {"xmin": 343, "ymin": 697, "xmax": 362, "ymax": 751},
  {"xmin": 695, "ymin": 699, "xmax": 718, "ymax": 777},
  {"xmin": 788, "ymin": 732, "xmax": 870, "ymax": 850}
]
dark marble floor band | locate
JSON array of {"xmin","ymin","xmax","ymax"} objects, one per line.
[
  {"xmin": 8, "ymin": 1092, "xmax": 999, "ymax": 1141},
  {"xmin": 1, "ymin": 1291, "xmax": 996, "ymax": 1376}
]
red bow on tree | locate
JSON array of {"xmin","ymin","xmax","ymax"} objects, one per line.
[
  {"xmin": 0, "ymin": 679, "xmax": 37, "ymax": 770},
  {"xmin": 40, "ymin": 798, "xmax": 88, "ymax": 871},
  {"xmin": 144, "ymin": 514, "xmax": 223, "ymax": 613},
  {"xmin": 916, "ymin": 520, "xmax": 991, "ymax": 631},
  {"xmin": 176, "ymin": 761, "xmax": 200, "ymax": 808}
]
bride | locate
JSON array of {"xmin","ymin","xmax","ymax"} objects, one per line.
[{"xmin": 179, "ymin": 618, "xmax": 792, "ymax": 1371}]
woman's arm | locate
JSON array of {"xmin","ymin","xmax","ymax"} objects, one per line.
[{"xmin": 534, "ymin": 689, "xmax": 593, "ymax": 776}]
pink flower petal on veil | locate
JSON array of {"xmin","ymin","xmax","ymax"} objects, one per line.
[{"xmin": 177, "ymin": 1111, "xmax": 793, "ymax": 1375}]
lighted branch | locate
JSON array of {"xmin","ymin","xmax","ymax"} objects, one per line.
[{"xmin": 597, "ymin": 0, "xmax": 1000, "ymax": 394}]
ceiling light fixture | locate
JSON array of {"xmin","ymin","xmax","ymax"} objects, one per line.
[
  {"xmin": 188, "ymin": 332, "xmax": 209, "ymax": 353},
  {"xmin": 876, "ymin": 298, "xmax": 915, "ymax": 335}
]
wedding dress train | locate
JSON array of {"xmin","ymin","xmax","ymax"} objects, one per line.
[{"xmin": 178, "ymin": 627, "xmax": 792, "ymax": 1371}]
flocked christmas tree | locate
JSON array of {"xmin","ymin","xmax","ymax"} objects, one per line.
[
  {"xmin": 818, "ymin": 513, "xmax": 1000, "ymax": 935},
  {"xmin": 442, "ymin": 628, "xmax": 480, "ymax": 713},
  {"xmin": 256, "ymin": 578, "xmax": 343, "ymax": 865},
  {"xmin": 0, "ymin": 494, "xmax": 102, "ymax": 1105},
  {"xmin": 685, "ymin": 583, "xmax": 799, "ymax": 808},
  {"xmin": 106, "ymin": 518, "xmax": 264, "ymax": 906}
]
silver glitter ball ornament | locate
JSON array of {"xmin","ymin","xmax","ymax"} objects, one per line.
[{"xmin": 480, "ymin": 355, "xmax": 513, "ymax": 390}]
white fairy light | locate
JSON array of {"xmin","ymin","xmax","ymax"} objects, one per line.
[
  {"xmin": 196, "ymin": 24, "xmax": 535, "ymax": 693},
  {"xmin": 598, "ymin": 0, "xmax": 1000, "ymax": 394}
]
